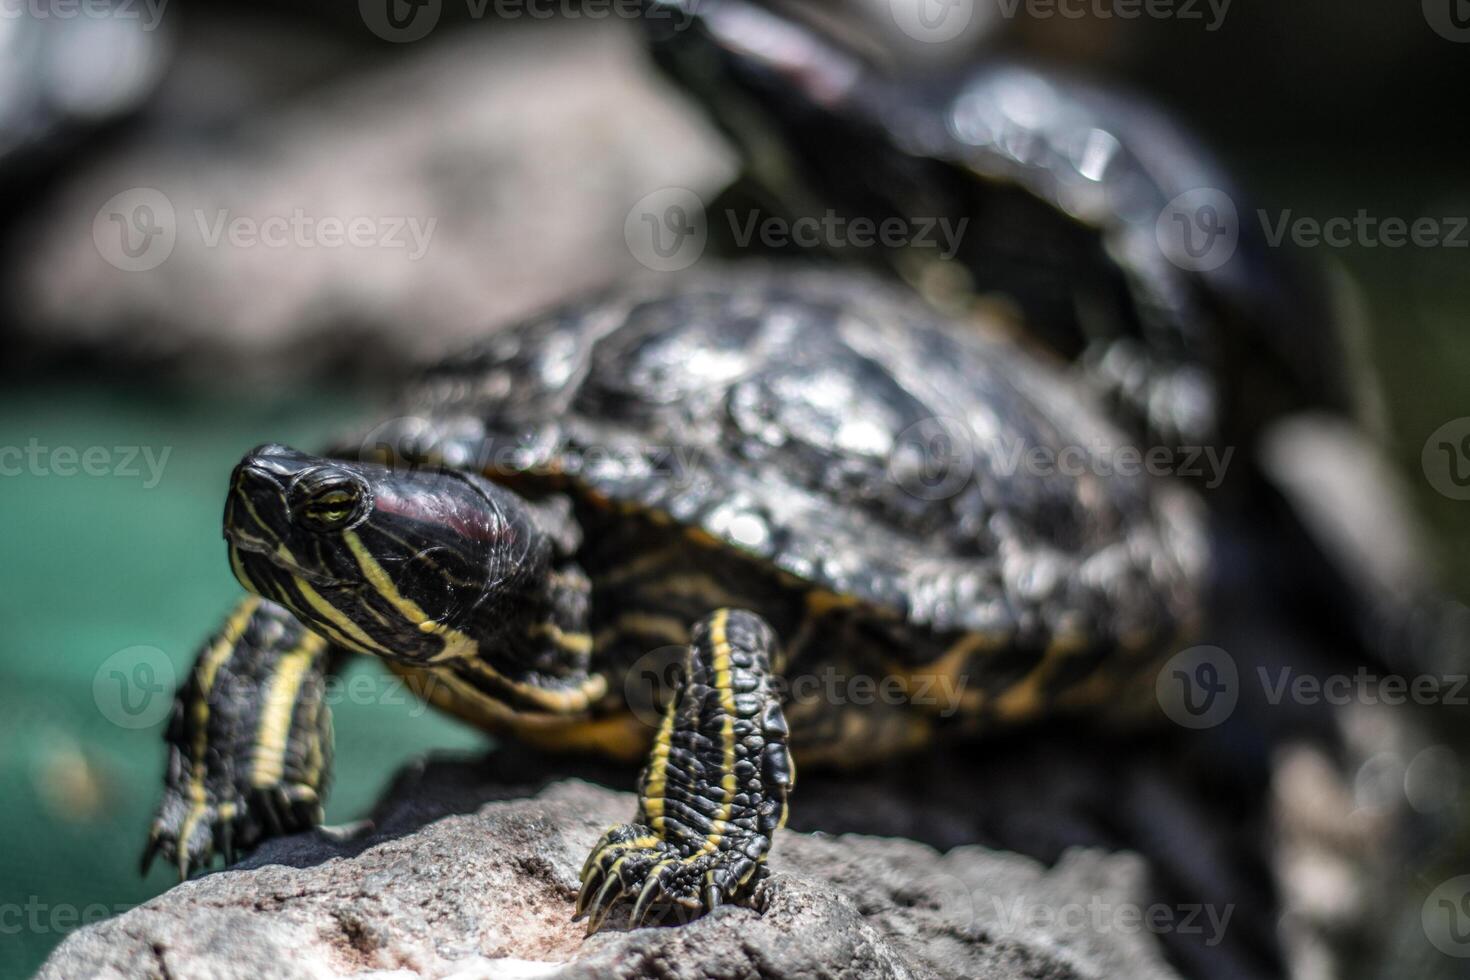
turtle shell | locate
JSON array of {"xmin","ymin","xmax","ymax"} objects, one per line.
[{"xmin": 380, "ymin": 267, "xmax": 1205, "ymax": 650}]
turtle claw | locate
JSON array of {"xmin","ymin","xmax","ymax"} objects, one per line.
[
  {"xmin": 142, "ymin": 783, "xmax": 322, "ymax": 881},
  {"xmin": 141, "ymin": 791, "xmax": 239, "ymax": 881},
  {"xmin": 576, "ymin": 822, "xmax": 758, "ymax": 932}
]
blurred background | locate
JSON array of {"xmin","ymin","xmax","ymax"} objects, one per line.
[{"xmin": 0, "ymin": 1, "xmax": 1466, "ymax": 976}]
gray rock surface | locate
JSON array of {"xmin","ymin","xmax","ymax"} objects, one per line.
[
  {"xmin": 6, "ymin": 19, "xmax": 731, "ymax": 380},
  {"xmin": 42, "ymin": 776, "xmax": 1183, "ymax": 980}
]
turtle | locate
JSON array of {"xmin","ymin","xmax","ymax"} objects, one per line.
[
  {"xmin": 142, "ymin": 266, "xmax": 1208, "ymax": 930},
  {"xmin": 642, "ymin": 0, "xmax": 1357, "ymax": 451},
  {"xmin": 642, "ymin": 0, "xmax": 1470, "ymax": 684}
]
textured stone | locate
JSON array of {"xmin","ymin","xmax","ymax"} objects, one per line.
[{"xmin": 41, "ymin": 771, "xmax": 1183, "ymax": 980}]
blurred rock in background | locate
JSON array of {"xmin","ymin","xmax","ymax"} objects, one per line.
[{"xmin": 3, "ymin": 17, "xmax": 731, "ymax": 381}]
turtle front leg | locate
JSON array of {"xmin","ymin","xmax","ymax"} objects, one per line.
[
  {"xmin": 142, "ymin": 596, "xmax": 341, "ymax": 879},
  {"xmin": 578, "ymin": 608, "xmax": 793, "ymax": 932}
]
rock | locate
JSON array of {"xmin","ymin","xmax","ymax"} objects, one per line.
[
  {"xmin": 5, "ymin": 18, "xmax": 732, "ymax": 381},
  {"xmin": 43, "ymin": 759, "xmax": 1188, "ymax": 980}
]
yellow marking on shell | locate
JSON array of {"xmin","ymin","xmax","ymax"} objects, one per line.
[
  {"xmin": 593, "ymin": 545, "xmax": 687, "ymax": 589},
  {"xmin": 887, "ymin": 630, "xmax": 1004, "ymax": 715},
  {"xmin": 683, "ymin": 526, "xmax": 724, "ymax": 550},
  {"xmin": 527, "ymin": 622, "xmax": 593, "ymax": 657},
  {"xmin": 989, "ymin": 634, "xmax": 1090, "ymax": 723},
  {"xmin": 342, "ymin": 531, "xmax": 479, "ymax": 662},
  {"xmin": 178, "ymin": 597, "xmax": 262, "ymax": 861},
  {"xmin": 250, "ymin": 631, "xmax": 325, "ymax": 787},
  {"xmin": 644, "ymin": 573, "xmax": 750, "ymax": 610},
  {"xmin": 593, "ymin": 612, "xmax": 689, "ymax": 649},
  {"xmin": 1119, "ymin": 626, "xmax": 1157, "ymax": 656},
  {"xmin": 805, "ymin": 589, "xmax": 861, "ymax": 617}
]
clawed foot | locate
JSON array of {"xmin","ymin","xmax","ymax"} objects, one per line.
[
  {"xmin": 576, "ymin": 823, "xmax": 764, "ymax": 933},
  {"xmin": 141, "ymin": 782, "xmax": 322, "ymax": 880}
]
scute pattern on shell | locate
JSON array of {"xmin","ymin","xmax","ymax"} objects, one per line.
[{"xmin": 391, "ymin": 267, "xmax": 1206, "ymax": 649}]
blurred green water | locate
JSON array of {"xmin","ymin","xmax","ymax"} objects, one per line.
[{"xmin": 0, "ymin": 384, "xmax": 485, "ymax": 978}]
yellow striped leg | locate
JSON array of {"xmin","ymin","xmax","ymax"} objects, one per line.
[
  {"xmin": 142, "ymin": 597, "xmax": 338, "ymax": 880},
  {"xmin": 577, "ymin": 608, "xmax": 792, "ymax": 931}
]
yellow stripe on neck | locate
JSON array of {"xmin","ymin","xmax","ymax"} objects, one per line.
[{"xmin": 342, "ymin": 531, "xmax": 479, "ymax": 661}]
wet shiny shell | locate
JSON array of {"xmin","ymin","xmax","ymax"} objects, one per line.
[{"xmin": 387, "ymin": 267, "xmax": 1205, "ymax": 647}]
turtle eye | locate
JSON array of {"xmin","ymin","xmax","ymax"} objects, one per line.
[{"xmin": 298, "ymin": 484, "xmax": 363, "ymax": 532}]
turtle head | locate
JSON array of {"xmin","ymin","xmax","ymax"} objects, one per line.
[{"xmin": 223, "ymin": 444, "xmax": 553, "ymax": 662}]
